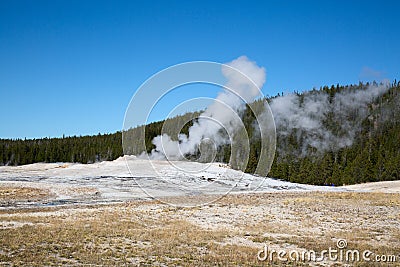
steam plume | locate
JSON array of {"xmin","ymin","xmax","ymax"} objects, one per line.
[
  {"xmin": 146, "ymin": 56, "xmax": 266, "ymax": 160},
  {"xmin": 270, "ymin": 82, "xmax": 390, "ymax": 156}
]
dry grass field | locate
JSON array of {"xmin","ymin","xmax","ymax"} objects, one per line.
[{"xmin": 0, "ymin": 187, "xmax": 399, "ymax": 266}]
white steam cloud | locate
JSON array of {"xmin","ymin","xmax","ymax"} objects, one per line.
[
  {"xmin": 270, "ymin": 82, "xmax": 390, "ymax": 156},
  {"xmin": 145, "ymin": 56, "xmax": 266, "ymax": 160}
]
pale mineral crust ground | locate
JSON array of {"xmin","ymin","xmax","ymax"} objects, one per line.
[{"xmin": 0, "ymin": 157, "xmax": 399, "ymax": 266}]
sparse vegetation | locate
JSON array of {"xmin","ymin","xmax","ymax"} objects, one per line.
[
  {"xmin": 0, "ymin": 186, "xmax": 50, "ymax": 202},
  {"xmin": 0, "ymin": 192, "xmax": 399, "ymax": 266}
]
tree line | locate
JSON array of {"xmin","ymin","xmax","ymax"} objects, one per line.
[
  {"xmin": 0, "ymin": 133, "xmax": 122, "ymax": 165},
  {"xmin": 1, "ymin": 81, "xmax": 399, "ymax": 186},
  {"xmin": 268, "ymin": 81, "xmax": 400, "ymax": 185}
]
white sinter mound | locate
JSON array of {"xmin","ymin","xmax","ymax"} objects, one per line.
[{"xmin": 2, "ymin": 155, "xmax": 385, "ymax": 208}]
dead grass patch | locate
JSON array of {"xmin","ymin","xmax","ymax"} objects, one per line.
[
  {"xmin": 0, "ymin": 191, "xmax": 399, "ymax": 266},
  {"xmin": 0, "ymin": 186, "xmax": 50, "ymax": 202}
]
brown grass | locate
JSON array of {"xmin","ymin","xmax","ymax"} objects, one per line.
[
  {"xmin": 0, "ymin": 186, "xmax": 50, "ymax": 202},
  {"xmin": 0, "ymin": 192, "xmax": 399, "ymax": 266}
]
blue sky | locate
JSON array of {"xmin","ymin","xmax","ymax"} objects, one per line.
[{"xmin": 1, "ymin": 0, "xmax": 399, "ymax": 139}]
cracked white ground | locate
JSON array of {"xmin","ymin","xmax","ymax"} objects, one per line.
[{"xmin": 1, "ymin": 155, "xmax": 399, "ymax": 209}]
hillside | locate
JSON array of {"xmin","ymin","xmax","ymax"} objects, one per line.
[
  {"xmin": 1, "ymin": 81, "xmax": 399, "ymax": 186},
  {"xmin": 268, "ymin": 81, "xmax": 400, "ymax": 185}
]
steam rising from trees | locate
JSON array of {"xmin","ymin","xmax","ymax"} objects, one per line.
[{"xmin": 270, "ymin": 82, "xmax": 390, "ymax": 156}]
